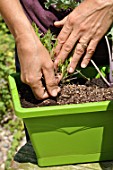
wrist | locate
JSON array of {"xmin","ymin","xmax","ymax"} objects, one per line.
[
  {"xmin": 11, "ymin": 19, "xmax": 33, "ymax": 39},
  {"xmin": 95, "ymin": 0, "xmax": 113, "ymax": 7},
  {"xmin": 15, "ymin": 28, "xmax": 42, "ymax": 54},
  {"xmin": 89, "ymin": 0, "xmax": 113, "ymax": 21}
]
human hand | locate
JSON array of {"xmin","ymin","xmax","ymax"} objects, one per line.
[
  {"xmin": 16, "ymin": 31, "xmax": 61, "ymax": 100},
  {"xmin": 0, "ymin": 0, "xmax": 61, "ymax": 100},
  {"xmin": 54, "ymin": 0, "xmax": 113, "ymax": 73}
]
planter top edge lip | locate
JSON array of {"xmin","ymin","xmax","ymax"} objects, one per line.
[
  {"xmin": 14, "ymin": 100, "xmax": 113, "ymax": 119},
  {"xmin": 8, "ymin": 73, "xmax": 113, "ymax": 119}
]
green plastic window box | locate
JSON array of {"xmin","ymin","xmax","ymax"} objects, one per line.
[{"xmin": 8, "ymin": 67, "xmax": 113, "ymax": 167}]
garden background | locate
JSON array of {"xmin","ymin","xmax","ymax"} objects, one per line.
[
  {"xmin": 0, "ymin": 13, "xmax": 113, "ymax": 170},
  {"xmin": 0, "ymin": 16, "xmax": 25, "ymax": 170}
]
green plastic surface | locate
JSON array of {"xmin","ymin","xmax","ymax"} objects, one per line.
[{"xmin": 8, "ymin": 69, "xmax": 113, "ymax": 167}]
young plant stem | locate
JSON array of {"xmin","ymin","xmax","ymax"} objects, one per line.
[
  {"xmin": 76, "ymin": 69, "xmax": 90, "ymax": 81},
  {"xmin": 62, "ymin": 71, "xmax": 78, "ymax": 80}
]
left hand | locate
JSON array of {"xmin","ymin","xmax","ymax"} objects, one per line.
[{"xmin": 54, "ymin": 0, "xmax": 113, "ymax": 73}]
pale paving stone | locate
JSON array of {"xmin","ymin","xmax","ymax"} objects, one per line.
[{"xmin": 9, "ymin": 161, "xmax": 113, "ymax": 170}]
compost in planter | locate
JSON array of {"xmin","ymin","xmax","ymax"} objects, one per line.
[
  {"xmin": 19, "ymin": 77, "xmax": 113, "ymax": 108},
  {"xmin": 17, "ymin": 36, "xmax": 112, "ymax": 108}
]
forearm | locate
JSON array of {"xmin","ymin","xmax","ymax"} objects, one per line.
[{"xmin": 0, "ymin": 0, "xmax": 33, "ymax": 39}]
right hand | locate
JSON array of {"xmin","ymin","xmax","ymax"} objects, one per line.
[
  {"xmin": 54, "ymin": 0, "xmax": 113, "ymax": 72},
  {"xmin": 16, "ymin": 31, "xmax": 60, "ymax": 100}
]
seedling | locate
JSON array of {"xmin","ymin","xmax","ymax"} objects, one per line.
[
  {"xmin": 44, "ymin": 0, "xmax": 113, "ymax": 86},
  {"xmin": 33, "ymin": 23, "xmax": 90, "ymax": 83},
  {"xmin": 33, "ymin": 23, "xmax": 113, "ymax": 86}
]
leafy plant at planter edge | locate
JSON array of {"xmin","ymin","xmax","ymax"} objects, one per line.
[
  {"xmin": 33, "ymin": 23, "xmax": 91, "ymax": 84},
  {"xmin": 45, "ymin": 0, "xmax": 113, "ymax": 85},
  {"xmin": 33, "ymin": 22, "xmax": 111, "ymax": 86}
]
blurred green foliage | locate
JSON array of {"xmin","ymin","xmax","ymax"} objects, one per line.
[
  {"xmin": 45, "ymin": 0, "xmax": 82, "ymax": 10},
  {"xmin": 0, "ymin": 16, "xmax": 24, "ymax": 170},
  {"xmin": 0, "ymin": 16, "xmax": 15, "ymax": 119},
  {"xmin": 5, "ymin": 118, "xmax": 25, "ymax": 169}
]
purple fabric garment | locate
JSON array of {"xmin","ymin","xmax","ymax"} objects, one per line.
[
  {"xmin": 15, "ymin": 0, "xmax": 73, "ymax": 71},
  {"xmin": 19, "ymin": 0, "xmax": 81, "ymax": 34},
  {"xmin": 19, "ymin": 0, "xmax": 67, "ymax": 34}
]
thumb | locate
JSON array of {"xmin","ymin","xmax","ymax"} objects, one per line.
[{"xmin": 54, "ymin": 16, "xmax": 68, "ymax": 28}]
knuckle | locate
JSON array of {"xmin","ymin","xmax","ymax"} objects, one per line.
[
  {"xmin": 58, "ymin": 36, "xmax": 65, "ymax": 44},
  {"xmin": 96, "ymin": 29, "xmax": 102, "ymax": 36},
  {"xmin": 47, "ymin": 81, "xmax": 57, "ymax": 89},
  {"xmin": 84, "ymin": 56, "xmax": 91, "ymax": 61},
  {"xmin": 80, "ymin": 36, "xmax": 88, "ymax": 43},
  {"xmin": 96, "ymin": 22, "xmax": 101, "ymax": 30},
  {"xmin": 45, "ymin": 62, "xmax": 54, "ymax": 70},
  {"xmin": 46, "ymin": 78, "xmax": 58, "ymax": 87},
  {"xmin": 63, "ymin": 43, "xmax": 72, "ymax": 52},
  {"xmin": 87, "ymin": 47, "xmax": 95, "ymax": 54},
  {"xmin": 79, "ymin": 23, "xmax": 86, "ymax": 32},
  {"xmin": 67, "ymin": 15, "xmax": 75, "ymax": 26},
  {"xmin": 21, "ymin": 74, "xmax": 35, "ymax": 85},
  {"xmin": 75, "ymin": 46, "xmax": 84, "ymax": 55},
  {"xmin": 90, "ymin": 29, "xmax": 95, "ymax": 36}
]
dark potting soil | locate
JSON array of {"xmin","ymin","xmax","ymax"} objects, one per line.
[{"xmin": 19, "ymin": 78, "xmax": 113, "ymax": 108}]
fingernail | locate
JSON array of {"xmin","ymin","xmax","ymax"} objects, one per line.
[
  {"xmin": 57, "ymin": 87, "xmax": 61, "ymax": 93},
  {"xmin": 43, "ymin": 92, "xmax": 49, "ymax": 99},
  {"xmin": 52, "ymin": 89, "xmax": 57, "ymax": 97},
  {"xmin": 81, "ymin": 64, "xmax": 87, "ymax": 68},
  {"xmin": 69, "ymin": 67, "xmax": 74, "ymax": 73},
  {"xmin": 54, "ymin": 21, "xmax": 57, "ymax": 23},
  {"xmin": 54, "ymin": 60, "xmax": 58, "ymax": 65},
  {"xmin": 54, "ymin": 21, "xmax": 57, "ymax": 25}
]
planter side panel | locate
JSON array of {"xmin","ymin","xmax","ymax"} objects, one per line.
[{"xmin": 24, "ymin": 110, "xmax": 113, "ymax": 166}]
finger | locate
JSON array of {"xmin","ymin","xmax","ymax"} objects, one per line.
[
  {"xmin": 54, "ymin": 19, "xmax": 73, "ymax": 57},
  {"xmin": 54, "ymin": 31, "xmax": 80, "ymax": 69},
  {"xmin": 43, "ymin": 64, "xmax": 61, "ymax": 97},
  {"xmin": 68, "ymin": 42, "xmax": 87, "ymax": 73},
  {"xmin": 81, "ymin": 39, "xmax": 98, "ymax": 68},
  {"xmin": 22, "ymin": 74, "xmax": 50, "ymax": 100},
  {"xmin": 54, "ymin": 16, "xmax": 68, "ymax": 28},
  {"xmin": 31, "ymin": 80, "xmax": 49, "ymax": 100},
  {"xmin": 68, "ymin": 35, "xmax": 91, "ymax": 72}
]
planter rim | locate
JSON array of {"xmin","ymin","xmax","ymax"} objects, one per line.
[{"xmin": 8, "ymin": 73, "xmax": 113, "ymax": 119}]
